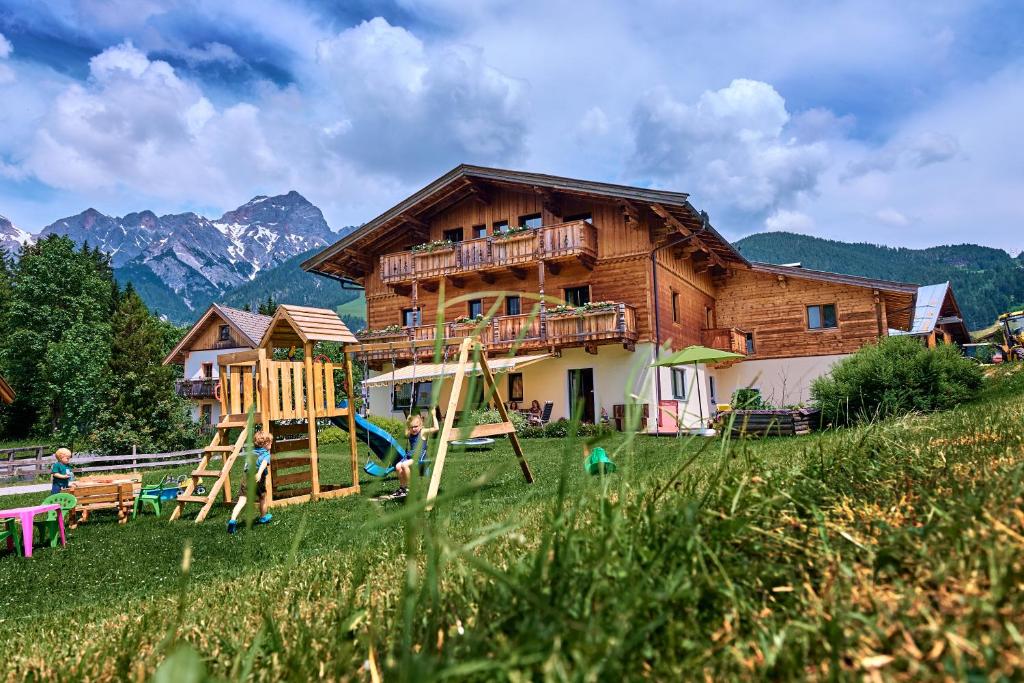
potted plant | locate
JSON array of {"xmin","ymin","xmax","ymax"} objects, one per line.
[{"xmin": 410, "ymin": 239, "xmax": 456, "ymax": 254}]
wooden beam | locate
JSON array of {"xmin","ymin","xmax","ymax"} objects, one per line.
[
  {"xmin": 534, "ymin": 187, "xmax": 563, "ymax": 219},
  {"xmin": 621, "ymin": 201, "xmax": 641, "ymax": 229},
  {"xmin": 399, "ymin": 214, "xmax": 428, "ymax": 230},
  {"xmin": 509, "ymin": 267, "xmax": 528, "ymax": 280},
  {"xmin": 465, "ymin": 180, "xmax": 492, "ymax": 205}
]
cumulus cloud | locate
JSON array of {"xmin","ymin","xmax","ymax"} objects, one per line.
[
  {"xmin": 631, "ymin": 79, "xmax": 829, "ymax": 217},
  {"xmin": 314, "ymin": 18, "xmax": 528, "ymax": 177},
  {"xmin": 844, "ymin": 131, "xmax": 960, "ymax": 179},
  {"xmin": 576, "ymin": 106, "xmax": 610, "ymax": 137},
  {"xmin": 0, "ymin": 32, "xmax": 14, "ymax": 85},
  {"xmin": 765, "ymin": 209, "xmax": 815, "ymax": 233}
]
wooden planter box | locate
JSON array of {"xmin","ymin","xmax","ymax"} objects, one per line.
[{"xmin": 722, "ymin": 408, "xmax": 821, "ymax": 437}]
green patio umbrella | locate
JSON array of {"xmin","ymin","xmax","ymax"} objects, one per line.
[{"xmin": 651, "ymin": 345, "xmax": 745, "ymax": 430}]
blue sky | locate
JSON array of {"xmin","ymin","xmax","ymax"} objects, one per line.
[{"xmin": 0, "ymin": 0, "xmax": 1021, "ymax": 253}]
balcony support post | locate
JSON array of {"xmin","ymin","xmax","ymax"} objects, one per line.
[{"xmin": 537, "ymin": 260, "xmax": 547, "ymax": 342}]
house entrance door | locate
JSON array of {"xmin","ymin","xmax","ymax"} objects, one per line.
[{"xmin": 568, "ymin": 368, "xmax": 596, "ymax": 423}]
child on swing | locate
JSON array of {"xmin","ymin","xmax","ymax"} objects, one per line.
[
  {"xmin": 393, "ymin": 413, "xmax": 428, "ymax": 500},
  {"xmin": 227, "ymin": 430, "xmax": 273, "ymax": 533}
]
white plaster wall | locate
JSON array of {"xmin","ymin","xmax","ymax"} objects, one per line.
[
  {"xmin": 363, "ymin": 343, "xmax": 711, "ymax": 433},
  {"xmin": 713, "ymin": 353, "xmax": 850, "ymax": 408},
  {"xmin": 182, "ymin": 348, "xmax": 249, "ymax": 379}
]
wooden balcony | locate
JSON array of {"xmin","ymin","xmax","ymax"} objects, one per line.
[
  {"xmin": 700, "ymin": 327, "xmax": 749, "ymax": 356},
  {"xmin": 175, "ymin": 378, "xmax": 218, "ymax": 399},
  {"xmin": 379, "ymin": 220, "xmax": 598, "ymax": 285},
  {"xmin": 355, "ymin": 303, "xmax": 638, "ymax": 364}
]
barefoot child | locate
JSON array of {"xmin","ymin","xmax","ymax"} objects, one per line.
[
  {"xmin": 227, "ymin": 430, "xmax": 273, "ymax": 533},
  {"xmin": 393, "ymin": 414, "xmax": 428, "ymax": 499},
  {"xmin": 51, "ymin": 447, "xmax": 74, "ymax": 494}
]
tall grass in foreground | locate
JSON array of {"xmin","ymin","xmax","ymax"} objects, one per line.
[{"xmin": 4, "ymin": 366, "xmax": 1017, "ymax": 681}]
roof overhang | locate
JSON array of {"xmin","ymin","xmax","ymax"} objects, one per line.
[
  {"xmin": 363, "ymin": 353, "xmax": 551, "ymax": 388},
  {"xmin": 302, "ymin": 164, "xmax": 749, "ymax": 282},
  {"xmin": 750, "ymin": 262, "xmax": 919, "ymax": 330},
  {"xmin": 162, "ymin": 304, "xmax": 261, "ymax": 366}
]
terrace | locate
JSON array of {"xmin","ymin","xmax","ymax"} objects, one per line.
[
  {"xmin": 379, "ymin": 220, "xmax": 598, "ymax": 286},
  {"xmin": 174, "ymin": 378, "xmax": 218, "ymax": 399}
]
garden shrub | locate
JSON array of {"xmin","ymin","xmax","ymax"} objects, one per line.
[
  {"xmin": 519, "ymin": 425, "xmax": 545, "ymax": 438},
  {"xmin": 317, "ymin": 426, "xmax": 346, "ymax": 445},
  {"xmin": 367, "ymin": 415, "xmax": 407, "ymax": 444},
  {"xmin": 543, "ymin": 419, "xmax": 570, "ymax": 438},
  {"xmin": 731, "ymin": 388, "xmax": 772, "ymax": 410},
  {"xmin": 471, "ymin": 408, "xmax": 527, "ymax": 433},
  {"xmin": 811, "ymin": 335, "xmax": 983, "ymax": 426}
]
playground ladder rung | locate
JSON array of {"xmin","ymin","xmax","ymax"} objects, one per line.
[
  {"xmin": 204, "ymin": 446, "xmax": 234, "ymax": 452},
  {"xmin": 191, "ymin": 469, "xmax": 222, "ymax": 478},
  {"xmin": 175, "ymin": 494, "xmax": 210, "ymax": 504},
  {"xmin": 217, "ymin": 421, "xmax": 249, "ymax": 428}
]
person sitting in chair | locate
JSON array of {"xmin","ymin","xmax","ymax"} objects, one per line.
[{"xmin": 528, "ymin": 400, "xmax": 543, "ymax": 426}]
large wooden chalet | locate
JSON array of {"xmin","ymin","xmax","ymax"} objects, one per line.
[{"xmin": 303, "ymin": 165, "xmax": 918, "ymax": 430}]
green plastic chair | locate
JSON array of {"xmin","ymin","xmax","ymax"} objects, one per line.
[
  {"xmin": 133, "ymin": 475, "xmax": 185, "ymax": 519},
  {"xmin": 0, "ymin": 518, "xmax": 24, "ymax": 556},
  {"xmin": 35, "ymin": 492, "xmax": 77, "ymax": 548}
]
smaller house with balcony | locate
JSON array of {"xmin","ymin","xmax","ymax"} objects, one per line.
[{"xmin": 162, "ymin": 304, "xmax": 272, "ymax": 427}]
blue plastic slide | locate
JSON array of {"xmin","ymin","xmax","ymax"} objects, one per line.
[{"xmin": 331, "ymin": 401, "xmax": 406, "ymax": 477}]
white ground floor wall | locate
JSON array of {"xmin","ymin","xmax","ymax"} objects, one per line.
[
  {"xmin": 188, "ymin": 399, "xmax": 222, "ymax": 427},
  {"xmin": 713, "ymin": 353, "xmax": 851, "ymax": 408}
]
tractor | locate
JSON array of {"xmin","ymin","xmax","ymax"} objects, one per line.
[{"xmin": 997, "ymin": 310, "xmax": 1024, "ymax": 362}]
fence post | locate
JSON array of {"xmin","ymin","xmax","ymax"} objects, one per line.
[
  {"xmin": 36, "ymin": 447, "xmax": 44, "ymax": 479},
  {"xmin": 132, "ymin": 444, "xmax": 138, "ymax": 468}
]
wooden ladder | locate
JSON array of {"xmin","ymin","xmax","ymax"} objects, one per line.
[{"xmin": 169, "ymin": 420, "xmax": 250, "ymax": 523}]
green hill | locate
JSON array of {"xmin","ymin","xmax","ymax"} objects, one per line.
[
  {"xmin": 220, "ymin": 248, "xmax": 365, "ymax": 329},
  {"xmin": 734, "ymin": 232, "xmax": 1024, "ymax": 330}
]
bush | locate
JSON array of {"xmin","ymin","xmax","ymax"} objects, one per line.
[
  {"xmin": 543, "ymin": 419, "xmax": 570, "ymax": 438},
  {"xmin": 367, "ymin": 415, "xmax": 407, "ymax": 444},
  {"xmin": 811, "ymin": 336, "xmax": 984, "ymax": 426},
  {"xmin": 731, "ymin": 388, "xmax": 772, "ymax": 410},
  {"xmin": 318, "ymin": 426, "xmax": 346, "ymax": 445},
  {"xmin": 519, "ymin": 425, "xmax": 545, "ymax": 438},
  {"xmin": 471, "ymin": 408, "xmax": 527, "ymax": 433}
]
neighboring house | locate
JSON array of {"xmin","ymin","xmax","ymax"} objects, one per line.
[
  {"xmin": 889, "ymin": 282, "xmax": 971, "ymax": 348},
  {"xmin": 302, "ymin": 165, "xmax": 916, "ymax": 431},
  {"xmin": 0, "ymin": 374, "xmax": 14, "ymax": 405},
  {"xmin": 162, "ymin": 304, "xmax": 272, "ymax": 427}
]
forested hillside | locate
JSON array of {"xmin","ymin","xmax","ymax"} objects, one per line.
[
  {"xmin": 219, "ymin": 248, "xmax": 365, "ymax": 329},
  {"xmin": 735, "ymin": 232, "xmax": 1024, "ymax": 329}
]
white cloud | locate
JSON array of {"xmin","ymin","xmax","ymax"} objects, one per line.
[
  {"xmin": 875, "ymin": 208, "xmax": 910, "ymax": 227},
  {"xmin": 0, "ymin": 32, "xmax": 13, "ymax": 85},
  {"xmin": 765, "ymin": 209, "xmax": 815, "ymax": 233},
  {"xmin": 844, "ymin": 131, "xmax": 961, "ymax": 179},
  {"xmin": 577, "ymin": 106, "xmax": 610, "ymax": 137},
  {"xmin": 631, "ymin": 79, "xmax": 830, "ymax": 217}
]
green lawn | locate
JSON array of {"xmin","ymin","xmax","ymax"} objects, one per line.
[{"xmin": 2, "ymin": 367, "xmax": 1024, "ymax": 680}]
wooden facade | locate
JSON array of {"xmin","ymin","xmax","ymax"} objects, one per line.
[{"xmin": 304, "ymin": 165, "xmax": 916, "ymax": 365}]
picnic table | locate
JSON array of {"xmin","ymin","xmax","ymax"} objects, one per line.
[
  {"xmin": 69, "ymin": 475, "xmax": 141, "ymax": 527},
  {"xmin": 0, "ymin": 503, "xmax": 66, "ymax": 558}
]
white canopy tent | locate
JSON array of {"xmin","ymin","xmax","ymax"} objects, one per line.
[{"xmin": 362, "ymin": 353, "xmax": 551, "ymax": 388}]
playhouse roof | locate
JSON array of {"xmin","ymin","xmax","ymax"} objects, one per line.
[
  {"xmin": 0, "ymin": 374, "xmax": 14, "ymax": 404},
  {"xmin": 162, "ymin": 303, "xmax": 273, "ymax": 365},
  {"xmin": 260, "ymin": 305, "xmax": 358, "ymax": 348},
  {"xmin": 889, "ymin": 282, "xmax": 971, "ymax": 344}
]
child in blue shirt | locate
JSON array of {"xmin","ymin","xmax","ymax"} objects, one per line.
[
  {"xmin": 393, "ymin": 414, "xmax": 428, "ymax": 499},
  {"xmin": 227, "ymin": 430, "xmax": 273, "ymax": 533},
  {"xmin": 50, "ymin": 448, "xmax": 74, "ymax": 494}
]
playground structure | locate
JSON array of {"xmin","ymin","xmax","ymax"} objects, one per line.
[
  {"xmin": 997, "ymin": 310, "xmax": 1024, "ymax": 361},
  {"xmin": 170, "ymin": 305, "xmax": 360, "ymax": 522},
  {"xmin": 171, "ymin": 306, "xmax": 534, "ymax": 522}
]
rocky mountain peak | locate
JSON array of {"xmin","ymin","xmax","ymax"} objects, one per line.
[{"xmin": 0, "ymin": 214, "xmax": 35, "ymax": 256}]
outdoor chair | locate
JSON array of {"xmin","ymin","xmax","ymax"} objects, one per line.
[
  {"xmin": 0, "ymin": 518, "xmax": 23, "ymax": 556},
  {"xmin": 35, "ymin": 492, "xmax": 77, "ymax": 548},
  {"xmin": 133, "ymin": 475, "xmax": 186, "ymax": 519}
]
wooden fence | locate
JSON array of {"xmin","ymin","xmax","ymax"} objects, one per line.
[{"xmin": 0, "ymin": 445, "xmax": 205, "ymax": 482}]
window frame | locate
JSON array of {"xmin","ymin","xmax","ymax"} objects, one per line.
[
  {"xmin": 392, "ymin": 381, "xmax": 433, "ymax": 412},
  {"xmin": 744, "ymin": 332, "xmax": 756, "ymax": 355},
  {"xmin": 671, "ymin": 290, "xmax": 680, "ymax": 324},
  {"xmin": 218, "ymin": 324, "xmax": 231, "ymax": 342},
  {"xmin": 806, "ymin": 303, "xmax": 839, "ymax": 331},
  {"xmin": 472, "ymin": 224, "xmax": 487, "ymax": 239},
  {"xmin": 467, "ymin": 299, "xmax": 483, "ymax": 318},
  {"xmin": 507, "ymin": 372, "xmax": 524, "ymax": 402},
  {"xmin": 492, "ymin": 219, "xmax": 509, "ymax": 234},
  {"xmin": 506, "ymin": 295, "xmax": 521, "ymax": 316},
  {"xmin": 201, "ymin": 362, "xmax": 213, "ymax": 379},
  {"xmin": 670, "ymin": 367, "xmax": 687, "ymax": 400},
  {"xmin": 518, "ymin": 213, "xmax": 542, "ymax": 229},
  {"xmin": 401, "ymin": 308, "xmax": 421, "ymax": 328},
  {"xmin": 564, "ymin": 212, "xmax": 593, "ymax": 224},
  {"xmin": 563, "ymin": 285, "xmax": 591, "ymax": 308},
  {"xmin": 442, "ymin": 227, "xmax": 464, "ymax": 243},
  {"xmin": 200, "ymin": 403, "xmax": 214, "ymax": 425}
]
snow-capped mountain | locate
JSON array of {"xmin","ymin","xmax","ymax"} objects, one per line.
[
  {"xmin": 0, "ymin": 214, "xmax": 34, "ymax": 256},
  {"xmin": 35, "ymin": 191, "xmax": 337, "ymax": 313}
]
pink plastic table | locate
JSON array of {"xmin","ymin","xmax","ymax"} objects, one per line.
[{"xmin": 0, "ymin": 503, "xmax": 65, "ymax": 558}]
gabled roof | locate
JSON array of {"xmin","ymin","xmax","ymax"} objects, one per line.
[
  {"xmin": 749, "ymin": 262, "xmax": 919, "ymax": 330},
  {"xmin": 0, "ymin": 374, "xmax": 14, "ymax": 404},
  {"xmin": 260, "ymin": 305, "xmax": 357, "ymax": 349},
  {"xmin": 890, "ymin": 282, "xmax": 971, "ymax": 344},
  {"xmin": 162, "ymin": 304, "xmax": 272, "ymax": 365},
  {"xmin": 302, "ymin": 164, "xmax": 749, "ymax": 282}
]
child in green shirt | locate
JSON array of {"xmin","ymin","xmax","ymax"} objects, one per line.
[{"xmin": 51, "ymin": 447, "xmax": 73, "ymax": 494}]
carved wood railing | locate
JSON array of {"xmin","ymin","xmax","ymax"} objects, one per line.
[
  {"xmin": 700, "ymin": 327, "xmax": 748, "ymax": 355},
  {"xmin": 378, "ymin": 219, "xmax": 597, "ymax": 284}
]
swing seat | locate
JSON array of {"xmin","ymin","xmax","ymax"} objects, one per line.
[{"xmin": 364, "ymin": 461, "xmax": 395, "ymax": 478}]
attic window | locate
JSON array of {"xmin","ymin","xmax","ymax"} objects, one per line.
[{"xmin": 218, "ymin": 325, "xmax": 231, "ymax": 341}]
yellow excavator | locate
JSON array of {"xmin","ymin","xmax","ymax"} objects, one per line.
[{"xmin": 997, "ymin": 310, "xmax": 1024, "ymax": 362}]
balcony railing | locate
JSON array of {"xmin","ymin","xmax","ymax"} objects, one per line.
[
  {"xmin": 355, "ymin": 303, "xmax": 638, "ymax": 362},
  {"xmin": 700, "ymin": 327, "xmax": 749, "ymax": 356},
  {"xmin": 175, "ymin": 378, "xmax": 218, "ymax": 399},
  {"xmin": 380, "ymin": 220, "xmax": 598, "ymax": 285}
]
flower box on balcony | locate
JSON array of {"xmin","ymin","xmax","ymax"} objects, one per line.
[
  {"xmin": 356, "ymin": 326, "xmax": 409, "ymax": 342},
  {"xmin": 410, "ymin": 239, "xmax": 456, "ymax": 255}
]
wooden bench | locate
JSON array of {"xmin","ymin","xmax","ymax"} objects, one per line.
[{"xmin": 68, "ymin": 475, "xmax": 142, "ymax": 527}]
